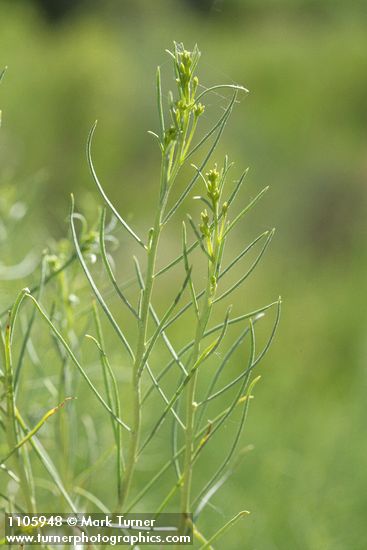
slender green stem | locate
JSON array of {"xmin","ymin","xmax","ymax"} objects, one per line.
[
  {"xmin": 121, "ymin": 47, "xmax": 205, "ymax": 507},
  {"xmin": 119, "ymin": 182, "xmax": 165, "ymax": 509},
  {"xmin": 88, "ymin": 301, "xmax": 125, "ymax": 506},
  {"xmin": 180, "ymin": 223, "xmax": 220, "ymax": 520},
  {"xmin": 1, "ymin": 302, "xmax": 35, "ymax": 511}
]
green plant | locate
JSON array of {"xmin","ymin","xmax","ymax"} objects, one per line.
[{"xmin": 0, "ymin": 43, "xmax": 280, "ymax": 546}]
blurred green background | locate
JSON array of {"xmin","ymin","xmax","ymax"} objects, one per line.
[{"xmin": 1, "ymin": 1, "xmax": 367, "ymax": 548}]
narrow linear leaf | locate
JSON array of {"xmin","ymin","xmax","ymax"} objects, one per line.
[
  {"xmin": 125, "ymin": 387, "xmax": 250, "ymax": 512},
  {"xmin": 15, "ymin": 410, "xmax": 77, "ymax": 511},
  {"xmin": 0, "ymin": 251, "xmax": 82, "ymax": 321},
  {"xmin": 132, "ymin": 257, "xmax": 187, "ymax": 429},
  {"xmin": 86, "ymin": 304, "xmax": 125, "ymax": 501},
  {"xmin": 187, "ymin": 214, "xmax": 212, "ymax": 261},
  {"xmin": 214, "ymin": 228, "xmax": 275, "ymax": 303},
  {"xmin": 199, "ymin": 300, "xmax": 280, "ymax": 414},
  {"xmin": 70, "ymin": 196, "xmax": 135, "ymax": 362},
  {"xmin": 193, "ymin": 326, "xmax": 258, "ymax": 511},
  {"xmin": 161, "ymin": 230, "xmax": 269, "ymax": 334},
  {"xmin": 75, "ymin": 487, "xmax": 111, "ymax": 514},
  {"xmin": 86, "ymin": 122, "xmax": 146, "ymax": 249},
  {"xmin": 186, "ymin": 106, "xmax": 235, "ymax": 161},
  {"xmin": 140, "ymin": 268, "xmax": 192, "ymax": 374},
  {"xmin": 0, "ymin": 398, "xmax": 74, "ymax": 465},
  {"xmin": 99, "ymin": 208, "xmax": 138, "ymax": 319},
  {"xmin": 195, "ymin": 83, "xmax": 249, "ymax": 102},
  {"xmin": 182, "ymin": 221, "xmax": 199, "ymax": 317},
  {"xmin": 15, "ymin": 257, "xmax": 47, "ymax": 390},
  {"xmin": 252, "ymin": 297, "xmax": 282, "ymax": 367},
  {"xmin": 134, "ymin": 255, "xmax": 187, "ymax": 376},
  {"xmin": 196, "ymin": 325, "xmax": 251, "ymax": 429},
  {"xmin": 156, "ymin": 66, "xmax": 165, "ymax": 140},
  {"xmin": 226, "ymin": 167, "xmax": 249, "ymax": 208},
  {"xmin": 223, "ymin": 185, "xmax": 269, "ymax": 238},
  {"xmin": 0, "ymin": 66, "xmax": 7, "ymax": 84},
  {"xmin": 198, "ymin": 511, "xmax": 250, "ymax": 549},
  {"xmin": 9, "ymin": 288, "xmax": 29, "ymax": 345},
  {"xmin": 24, "ymin": 292, "xmax": 131, "ymax": 432},
  {"xmin": 139, "ymin": 310, "xmax": 230, "ymax": 454},
  {"xmin": 143, "ymin": 300, "xmax": 277, "ymax": 403},
  {"xmin": 219, "ymin": 230, "xmax": 268, "ymax": 279}
]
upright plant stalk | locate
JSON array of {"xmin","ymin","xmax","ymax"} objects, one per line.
[
  {"xmin": 120, "ymin": 43, "xmax": 205, "ymax": 508},
  {"xmin": 87, "ymin": 301, "xmax": 124, "ymax": 506},
  {"xmin": 120, "ymin": 205, "xmax": 162, "ymax": 507},
  {"xmin": 1, "ymin": 290, "xmax": 35, "ymax": 512},
  {"xmin": 180, "ymin": 166, "xmax": 227, "ymax": 520}
]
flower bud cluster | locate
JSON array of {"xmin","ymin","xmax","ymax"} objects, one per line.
[
  {"xmin": 163, "ymin": 44, "xmax": 205, "ymax": 160},
  {"xmin": 206, "ymin": 167, "xmax": 220, "ymax": 206},
  {"xmin": 198, "ymin": 162, "xmax": 230, "ymax": 263}
]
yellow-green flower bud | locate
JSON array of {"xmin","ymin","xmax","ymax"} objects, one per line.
[
  {"xmin": 194, "ymin": 103, "xmax": 205, "ymax": 118},
  {"xmin": 206, "ymin": 167, "xmax": 220, "ymax": 185},
  {"xmin": 199, "ymin": 209, "xmax": 211, "ymax": 237},
  {"xmin": 205, "ymin": 166, "xmax": 221, "ymax": 204},
  {"xmin": 201, "ymin": 209, "xmax": 209, "ymax": 225},
  {"xmin": 177, "ymin": 99, "xmax": 188, "ymax": 111},
  {"xmin": 181, "ymin": 50, "xmax": 192, "ymax": 69}
]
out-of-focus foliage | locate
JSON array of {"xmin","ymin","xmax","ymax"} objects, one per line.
[{"xmin": 1, "ymin": 1, "xmax": 366, "ymax": 548}]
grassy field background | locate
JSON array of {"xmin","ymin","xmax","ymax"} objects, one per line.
[{"xmin": 1, "ymin": 1, "xmax": 367, "ymax": 548}]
